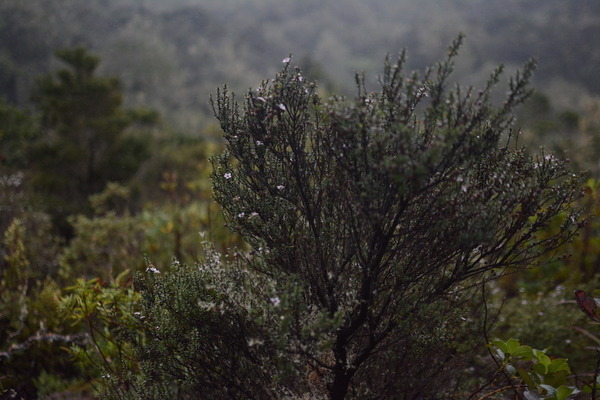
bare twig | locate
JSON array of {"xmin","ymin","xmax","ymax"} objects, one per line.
[
  {"xmin": 468, "ymin": 285, "xmax": 522, "ymax": 400},
  {"xmin": 477, "ymin": 384, "xmax": 526, "ymax": 400},
  {"xmin": 573, "ymin": 326, "xmax": 600, "ymax": 346},
  {"xmin": 0, "ymin": 332, "xmax": 88, "ymax": 359}
]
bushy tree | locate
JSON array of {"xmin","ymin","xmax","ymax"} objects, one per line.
[
  {"xmin": 29, "ymin": 47, "xmax": 152, "ymax": 233},
  {"xmin": 104, "ymin": 37, "xmax": 583, "ymax": 400},
  {"xmin": 209, "ymin": 36, "xmax": 582, "ymax": 399}
]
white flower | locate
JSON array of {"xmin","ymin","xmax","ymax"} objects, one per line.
[
  {"xmin": 270, "ymin": 297, "xmax": 281, "ymax": 306},
  {"xmin": 250, "ymin": 212, "xmax": 259, "ymax": 218},
  {"xmin": 248, "ymin": 338, "xmax": 264, "ymax": 347},
  {"xmin": 276, "ymin": 185, "xmax": 285, "ymax": 190},
  {"xmin": 278, "ymin": 103, "xmax": 287, "ymax": 111},
  {"xmin": 146, "ymin": 266, "xmax": 160, "ymax": 274},
  {"xmin": 198, "ymin": 300, "xmax": 216, "ymax": 311},
  {"xmin": 282, "ymin": 57, "xmax": 291, "ymax": 63},
  {"xmin": 224, "ymin": 173, "xmax": 232, "ymax": 179},
  {"xmin": 256, "ymin": 140, "xmax": 264, "ymax": 146},
  {"xmin": 238, "ymin": 212, "xmax": 246, "ymax": 218}
]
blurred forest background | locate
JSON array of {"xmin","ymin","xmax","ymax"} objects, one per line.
[
  {"xmin": 2, "ymin": 0, "xmax": 600, "ymax": 398},
  {"xmin": 3, "ymin": 0, "xmax": 600, "ymax": 133}
]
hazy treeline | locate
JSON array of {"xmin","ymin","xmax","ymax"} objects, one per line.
[{"xmin": 2, "ymin": 0, "xmax": 599, "ymax": 133}]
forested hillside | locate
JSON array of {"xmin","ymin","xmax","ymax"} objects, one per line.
[{"xmin": 2, "ymin": 0, "xmax": 599, "ymax": 132}]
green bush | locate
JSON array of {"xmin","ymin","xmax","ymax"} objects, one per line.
[
  {"xmin": 99, "ymin": 37, "xmax": 584, "ymax": 399},
  {"xmin": 487, "ymin": 338, "xmax": 579, "ymax": 400},
  {"xmin": 59, "ymin": 272, "xmax": 141, "ymax": 391},
  {"xmin": 0, "ymin": 219, "xmax": 83, "ymax": 397},
  {"xmin": 208, "ymin": 36, "xmax": 581, "ymax": 399},
  {"xmin": 102, "ymin": 255, "xmax": 291, "ymax": 399}
]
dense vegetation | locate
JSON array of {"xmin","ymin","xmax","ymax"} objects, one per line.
[
  {"xmin": 2, "ymin": 1, "xmax": 600, "ymax": 399},
  {"xmin": 205, "ymin": 38, "xmax": 581, "ymax": 399}
]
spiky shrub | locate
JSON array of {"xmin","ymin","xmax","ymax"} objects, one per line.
[
  {"xmin": 210, "ymin": 36, "xmax": 582, "ymax": 399},
  {"xmin": 102, "ymin": 256, "xmax": 292, "ymax": 400}
]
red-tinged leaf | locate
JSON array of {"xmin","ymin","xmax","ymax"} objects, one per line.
[{"xmin": 574, "ymin": 290, "xmax": 600, "ymax": 322}]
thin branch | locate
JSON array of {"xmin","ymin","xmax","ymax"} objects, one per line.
[{"xmin": 0, "ymin": 332, "xmax": 88, "ymax": 359}]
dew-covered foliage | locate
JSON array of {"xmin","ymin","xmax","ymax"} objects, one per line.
[{"xmin": 193, "ymin": 35, "xmax": 582, "ymax": 399}]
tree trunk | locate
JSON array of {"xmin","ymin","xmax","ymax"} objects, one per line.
[{"xmin": 329, "ymin": 370, "xmax": 352, "ymax": 400}]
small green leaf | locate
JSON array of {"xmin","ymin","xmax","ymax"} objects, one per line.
[
  {"xmin": 513, "ymin": 345, "xmax": 533, "ymax": 358},
  {"xmin": 491, "ymin": 339, "xmax": 509, "ymax": 354},
  {"xmin": 533, "ymin": 363, "xmax": 548, "ymax": 376},
  {"xmin": 490, "ymin": 340, "xmax": 507, "ymax": 360},
  {"xmin": 555, "ymin": 385, "xmax": 575, "ymax": 400},
  {"xmin": 506, "ymin": 338, "xmax": 521, "ymax": 354},
  {"xmin": 582, "ymin": 383, "xmax": 597, "ymax": 395},
  {"xmin": 543, "ymin": 370, "xmax": 568, "ymax": 388},
  {"xmin": 547, "ymin": 358, "xmax": 570, "ymax": 374},
  {"xmin": 533, "ymin": 350, "xmax": 552, "ymax": 368},
  {"xmin": 517, "ymin": 367, "xmax": 537, "ymax": 389}
]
